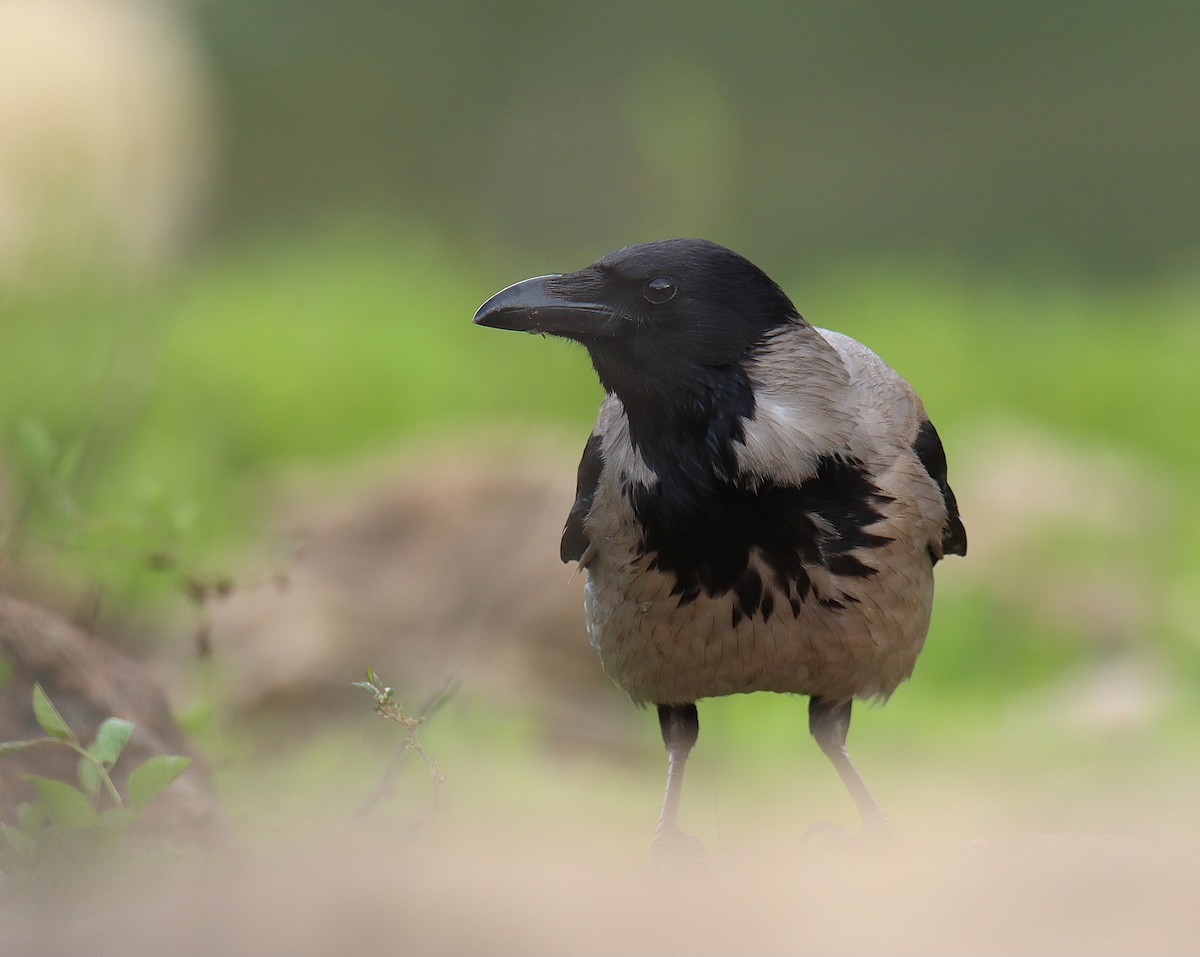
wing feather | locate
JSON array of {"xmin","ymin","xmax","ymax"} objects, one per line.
[
  {"xmin": 911, "ymin": 419, "xmax": 967, "ymax": 558},
  {"xmin": 561, "ymin": 431, "xmax": 604, "ymax": 563}
]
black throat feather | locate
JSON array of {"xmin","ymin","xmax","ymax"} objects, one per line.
[{"xmin": 603, "ymin": 360, "xmax": 894, "ymax": 627}]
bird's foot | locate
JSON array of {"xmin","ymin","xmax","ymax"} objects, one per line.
[
  {"xmin": 801, "ymin": 816, "xmax": 894, "ymax": 851},
  {"xmin": 649, "ymin": 823, "xmax": 706, "ymax": 871}
]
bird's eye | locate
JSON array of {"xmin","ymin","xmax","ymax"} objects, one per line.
[{"xmin": 642, "ymin": 277, "xmax": 677, "ymax": 304}]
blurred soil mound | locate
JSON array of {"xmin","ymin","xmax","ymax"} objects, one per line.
[
  {"xmin": 0, "ymin": 593, "xmax": 221, "ymax": 842},
  {"xmin": 202, "ymin": 445, "xmax": 631, "ymax": 750}
]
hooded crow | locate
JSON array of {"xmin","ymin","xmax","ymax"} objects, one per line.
[{"xmin": 474, "ymin": 239, "xmax": 966, "ymax": 855}]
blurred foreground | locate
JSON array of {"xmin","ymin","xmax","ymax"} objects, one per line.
[{"xmin": 5, "ymin": 738, "xmax": 1198, "ymax": 956}]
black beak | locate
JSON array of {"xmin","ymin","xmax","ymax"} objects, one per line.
[{"xmin": 473, "ymin": 274, "xmax": 624, "ymax": 339}]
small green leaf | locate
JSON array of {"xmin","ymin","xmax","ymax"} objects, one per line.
[
  {"xmin": 25, "ymin": 776, "xmax": 99, "ymax": 829},
  {"xmin": 0, "ymin": 738, "xmax": 53, "ymax": 755},
  {"xmin": 89, "ymin": 717, "xmax": 134, "ymax": 766},
  {"xmin": 77, "ymin": 756, "xmax": 101, "ymax": 797},
  {"xmin": 32, "ymin": 684, "xmax": 71, "ymax": 741},
  {"xmin": 351, "ymin": 681, "xmax": 375, "ymax": 692},
  {"xmin": 128, "ymin": 755, "xmax": 191, "ymax": 811},
  {"xmin": 16, "ymin": 800, "xmax": 46, "ymax": 836},
  {"xmin": 0, "ymin": 822, "xmax": 31, "ymax": 855}
]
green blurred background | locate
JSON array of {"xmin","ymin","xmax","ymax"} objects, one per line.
[{"xmin": 1, "ymin": 0, "xmax": 1197, "ymax": 833}]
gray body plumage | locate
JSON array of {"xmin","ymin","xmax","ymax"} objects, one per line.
[{"xmin": 579, "ymin": 322, "xmax": 946, "ymax": 705}]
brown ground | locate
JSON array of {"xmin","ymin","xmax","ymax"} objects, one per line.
[
  {"xmin": 2, "ymin": 437, "xmax": 1196, "ymax": 955},
  {"xmin": 5, "ymin": 803, "xmax": 1198, "ymax": 957}
]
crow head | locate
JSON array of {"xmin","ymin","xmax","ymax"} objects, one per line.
[{"xmin": 474, "ymin": 239, "xmax": 801, "ymax": 415}]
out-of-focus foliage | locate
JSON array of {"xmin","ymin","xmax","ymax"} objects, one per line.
[
  {"xmin": 0, "ymin": 683, "xmax": 191, "ymax": 882},
  {"xmin": 195, "ymin": 0, "xmax": 1200, "ymax": 276}
]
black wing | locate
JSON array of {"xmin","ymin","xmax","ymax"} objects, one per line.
[
  {"xmin": 912, "ymin": 419, "xmax": 967, "ymax": 559},
  {"xmin": 560, "ymin": 431, "xmax": 604, "ymax": 563}
]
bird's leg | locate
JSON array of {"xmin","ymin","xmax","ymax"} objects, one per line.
[
  {"xmin": 808, "ymin": 696, "xmax": 892, "ymax": 838},
  {"xmin": 651, "ymin": 703, "xmax": 703, "ymax": 862}
]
